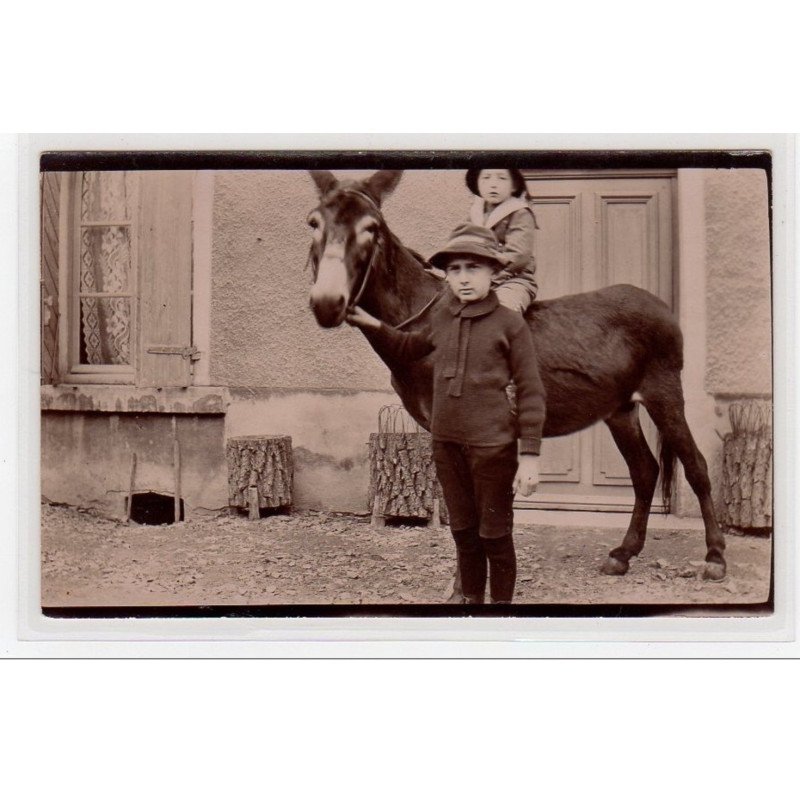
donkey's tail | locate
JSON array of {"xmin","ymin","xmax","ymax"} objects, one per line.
[{"xmin": 658, "ymin": 434, "xmax": 677, "ymax": 515}]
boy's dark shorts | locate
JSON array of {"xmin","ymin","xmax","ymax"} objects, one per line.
[{"xmin": 432, "ymin": 440, "xmax": 518, "ymax": 539}]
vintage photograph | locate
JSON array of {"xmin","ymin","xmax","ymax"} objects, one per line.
[{"xmin": 37, "ymin": 151, "xmax": 773, "ymax": 616}]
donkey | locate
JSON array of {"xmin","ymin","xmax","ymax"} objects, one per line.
[{"xmin": 305, "ymin": 169, "xmax": 726, "ymax": 584}]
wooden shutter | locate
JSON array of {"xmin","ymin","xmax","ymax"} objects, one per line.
[
  {"xmin": 138, "ymin": 171, "xmax": 195, "ymax": 387},
  {"xmin": 40, "ymin": 172, "xmax": 61, "ymax": 384}
]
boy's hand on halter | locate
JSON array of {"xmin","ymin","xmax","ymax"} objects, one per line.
[
  {"xmin": 346, "ymin": 306, "xmax": 382, "ymax": 330},
  {"xmin": 514, "ymin": 455, "xmax": 540, "ymax": 497}
]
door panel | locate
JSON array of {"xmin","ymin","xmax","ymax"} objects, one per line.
[
  {"xmin": 519, "ymin": 174, "xmax": 675, "ymax": 512},
  {"xmin": 531, "ymin": 195, "xmax": 583, "ymax": 486}
]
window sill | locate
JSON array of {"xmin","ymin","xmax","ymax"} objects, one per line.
[{"xmin": 41, "ymin": 385, "xmax": 230, "ymax": 415}]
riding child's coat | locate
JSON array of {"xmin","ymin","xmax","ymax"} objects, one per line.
[{"xmin": 469, "ymin": 196, "xmax": 539, "ymax": 300}]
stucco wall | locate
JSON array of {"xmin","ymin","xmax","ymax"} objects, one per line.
[
  {"xmin": 209, "ymin": 170, "xmax": 470, "ymax": 513},
  {"xmin": 704, "ymin": 169, "xmax": 772, "ymax": 396},
  {"xmin": 42, "ymin": 412, "xmax": 228, "ymax": 519},
  {"xmin": 225, "ymin": 388, "xmax": 397, "ymax": 513},
  {"xmin": 210, "ymin": 170, "xmax": 467, "ymax": 391},
  {"xmin": 674, "ymin": 168, "xmax": 772, "ymax": 518}
]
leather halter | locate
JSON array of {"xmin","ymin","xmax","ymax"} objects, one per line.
[
  {"xmin": 307, "ymin": 187, "xmax": 383, "ymax": 310},
  {"xmin": 339, "ymin": 188, "xmax": 386, "ymax": 309},
  {"xmin": 396, "ymin": 289, "xmax": 442, "ymax": 330},
  {"xmin": 308, "ymin": 186, "xmax": 442, "ymax": 325}
]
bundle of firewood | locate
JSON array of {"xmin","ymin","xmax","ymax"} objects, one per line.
[
  {"xmin": 226, "ymin": 435, "xmax": 293, "ymax": 519},
  {"xmin": 368, "ymin": 406, "xmax": 445, "ymax": 528},
  {"xmin": 721, "ymin": 400, "xmax": 772, "ymax": 531}
]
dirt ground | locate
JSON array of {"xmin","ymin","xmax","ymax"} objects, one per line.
[{"xmin": 39, "ymin": 503, "xmax": 772, "ymax": 611}]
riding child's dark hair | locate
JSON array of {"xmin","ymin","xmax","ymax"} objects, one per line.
[{"xmin": 466, "ymin": 167, "xmax": 530, "ymax": 200}]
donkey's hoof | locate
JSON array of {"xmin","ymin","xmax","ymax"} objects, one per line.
[
  {"xmin": 703, "ymin": 561, "xmax": 726, "ymax": 581},
  {"xmin": 601, "ymin": 556, "xmax": 629, "ymax": 576}
]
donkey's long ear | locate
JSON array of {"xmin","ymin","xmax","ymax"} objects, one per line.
[
  {"xmin": 363, "ymin": 170, "xmax": 403, "ymax": 205},
  {"xmin": 309, "ymin": 170, "xmax": 338, "ymax": 197}
]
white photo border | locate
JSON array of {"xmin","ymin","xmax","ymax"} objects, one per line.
[{"xmin": 10, "ymin": 133, "xmax": 798, "ymax": 657}]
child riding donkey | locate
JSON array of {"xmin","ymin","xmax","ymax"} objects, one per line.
[
  {"xmin": 347, "ymin": 224, "xmax": 546, "ymax": 604},
  {"xmin": 465, "ymin": 167, "xmax": 539, "ymax": 314}
]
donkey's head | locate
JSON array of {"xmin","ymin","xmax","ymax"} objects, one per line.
[{"xmin": 306, "ymin": 170, "xmax": 403, "ymax": 327}]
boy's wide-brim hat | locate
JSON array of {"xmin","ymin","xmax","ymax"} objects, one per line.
[{"xmin": 429, "ymin": 224, "xmax": 506, "ymax": 270}]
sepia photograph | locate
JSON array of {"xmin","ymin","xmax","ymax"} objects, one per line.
[
  {"xmin": 5, "ymin": 6, "xmax": 799, "ymax": 797},
  {"xmin": 34, "ymin": 147, "xmax": 775, "ymax": 620}
]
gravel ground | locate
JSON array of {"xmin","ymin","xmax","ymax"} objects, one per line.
[{"xmin": 40, "ymin": 503, "xmax": 772, "ymax": 611}]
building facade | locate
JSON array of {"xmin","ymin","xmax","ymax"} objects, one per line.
[{"xmin": 40, "ymin": 167, "xmax": 772, "ymax": 521}]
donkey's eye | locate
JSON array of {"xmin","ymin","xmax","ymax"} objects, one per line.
[
  {"xmin": 307, "ymin": 212, "xmax": 322, "ymax": 230},
  {"xmin": 355, "ymin": 218, "xmax": 379, "ymax": 244}
]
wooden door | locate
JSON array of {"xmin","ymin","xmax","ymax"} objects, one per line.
[{"xmin": 519, "ymin": 172, "xmax": 675, "ymax": 512}]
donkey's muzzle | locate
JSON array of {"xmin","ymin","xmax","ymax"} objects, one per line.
[{"xmin": 309, "ymin": 293, "xmax": 347, "ymax": 328}]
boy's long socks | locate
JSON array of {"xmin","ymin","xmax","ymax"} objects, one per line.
[
  {"xmin": 451, "ymin": 526, "xmax": 487, "ymax": 601},
  {"xmin": 483, "ymin": 534, "xmax": 517, "ymax": 603},
  {"xmin": 452, "ymin": 528, "xmax": 517, "ymax": 602}
]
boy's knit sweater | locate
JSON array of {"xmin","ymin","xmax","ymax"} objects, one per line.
[{"xmin": 372, "ymin": 291, "xmax": 546, "ymax": 455}]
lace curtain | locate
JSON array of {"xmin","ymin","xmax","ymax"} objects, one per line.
[{"xmin": 79, "ymin": 172, "xmax": 132, "ymax": 366}]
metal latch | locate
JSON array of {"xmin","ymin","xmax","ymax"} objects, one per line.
[{"xmin": 146, "ymin": 345, "xmax": 201, "ymax": 361}]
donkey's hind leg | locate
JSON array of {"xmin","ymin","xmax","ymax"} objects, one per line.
[
  {"xmin": 640, "ymin": 371, "xmax": 726, "ymax": 580},
  {"xmin": 600, "ymin": 403, "xmax": 660, "ymax": 576}
]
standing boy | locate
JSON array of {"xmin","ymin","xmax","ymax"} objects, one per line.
[{"xmin": 347, "ymin": 224, "xmax": 546, "ymax": 604}]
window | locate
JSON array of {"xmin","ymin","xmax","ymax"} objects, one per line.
[
  {"xmin": 47, "ymin": 170, "xmax": 196, "ymax": 388},
  {"xmin": 72, "ymin": 171, "xmax": 137, "ymax": 378}
]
